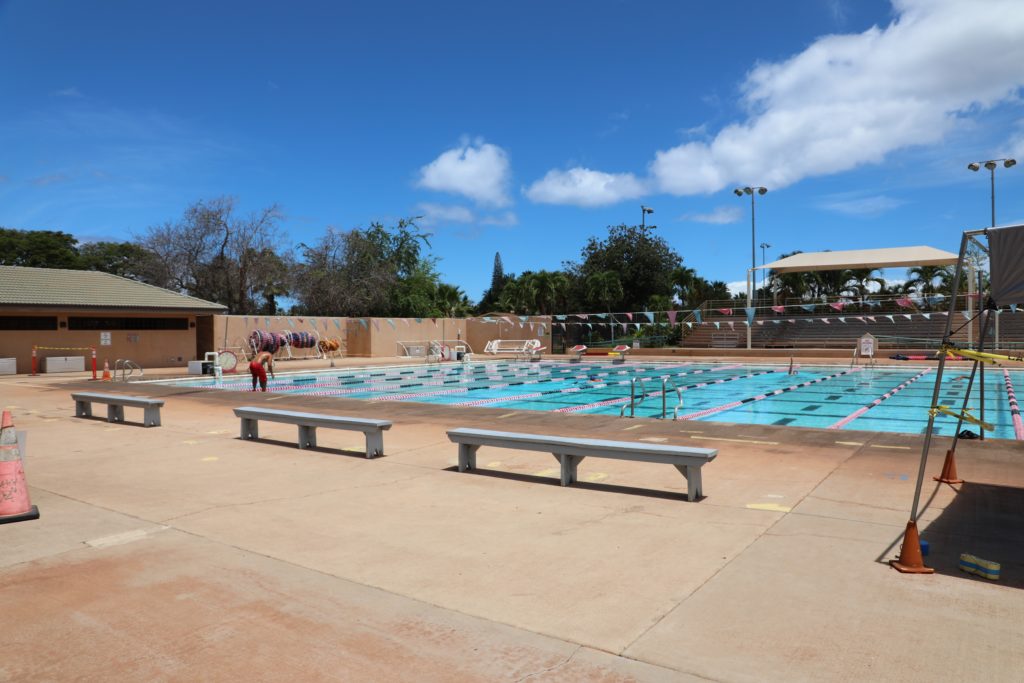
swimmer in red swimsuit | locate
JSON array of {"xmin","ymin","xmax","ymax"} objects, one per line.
[{"xmin": 249, "ymin": 351, "xmax": 275, "ymax": 391}]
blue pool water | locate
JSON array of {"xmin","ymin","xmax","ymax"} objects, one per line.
[{"xmin": 161, "ymin": 360, "xmax": 1024, "ymax": 440}]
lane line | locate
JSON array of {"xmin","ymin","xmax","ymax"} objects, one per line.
[
  {"xmin": 1002, "ymin": 369, "xmax": 1024, "ymax": 440},
  {"xmin": 827, "ymin": 368, "xmax": 931, "ymax": 430},
  {"xmin": 676, "ymin": 368, "xmax": 860, "ymax": 421}
]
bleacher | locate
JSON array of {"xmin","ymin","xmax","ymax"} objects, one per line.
[{"xmin": 681, "ymin": 313, "xmax": 976, "ymax": 349}]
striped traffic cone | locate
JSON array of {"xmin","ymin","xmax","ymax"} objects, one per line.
[{"xmin": 0, "ymin": 411, "xmax": 40, "ymax": 525}]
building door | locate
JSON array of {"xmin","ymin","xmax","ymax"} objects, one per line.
[{"xmin": 195, "ymin": 315, "xmax": 215, "ymax": 359}]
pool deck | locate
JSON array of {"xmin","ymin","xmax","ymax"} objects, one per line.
[{"xmin": 3, "ymin": 355, "xmax": 1023, "ymax": 681}]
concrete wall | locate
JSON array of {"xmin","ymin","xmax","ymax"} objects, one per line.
[
  {"xmin": 0, "ymin": 308, "xmax": 200, "ymax": 373},
  {"xmin": 205, "ymin": 313, "xmax": 553, "ymax": 360},
  {"xmin": 211, "ymin": 314, "xmax": 347, "ymax": 359}
]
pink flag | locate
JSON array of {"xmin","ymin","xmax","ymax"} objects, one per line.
[
  {"xmin": 717, "ymin": 308, "xmax": 733, "ymax": 315},
  {"xmin": 829, "ymin": 302, "xmax": 845, "ymax": 311},
  {"xmin": 820, "ymin": 318, "xmax": 830, "ymax": 324},
  {"xmin": 896, "ymin": 297, "xmax": 914, "ymax": 309},
  {"xmin": 625, "ymin": 313, "xmax": 633, "ymax": 321},
  {"xmin": 727, "ymin": 321, "xmax": 734, "ymax": 330},
  {"xmin": 771, "ymin": 306, "xmax": 785, "ymax": 314},
  {"xmin": 667, "ymin": 310, "xmax": 678, "ymax": 325}
]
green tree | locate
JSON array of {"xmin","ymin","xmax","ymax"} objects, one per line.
[
  {"xmin": 0, "ymin": 228, "xmax": 80, "ymax": 268},
  {"xmin": 78, "ymin": 240, "xmax": 162, "ymax": 281},
  {"xmin": 566, "ymin": 224, "xmax": 680, "ymax": 311},
  {"xmin": 585, "ymin": 271, "xmax": 624, "ymax": 315}
]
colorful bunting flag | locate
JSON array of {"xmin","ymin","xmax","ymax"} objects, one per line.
[
  {"xmin": 667, "ymin": 310, "xmax": 677, "ymax": 325},
  {"xmin": 693, "ymin": 310, "xmax": 703, "ymax": 324},
  {"xmin": 772, "ymin": 305, "xmax": 785, "ymax": 314},
  {"xmin": 717, "ymin": 308, "xmax": 733, "ymax": 315},
  {"xmin": 800, "ymin": 304, "xmax": 816, "ymax": 313},
  {"xmin": 829, "ymin": 302, "xmax": 845, "ymax": 311}
]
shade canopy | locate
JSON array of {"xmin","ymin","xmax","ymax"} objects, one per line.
[{"xmin": 758, "ymin": 246, "xmax": 959, "ymax": 273}]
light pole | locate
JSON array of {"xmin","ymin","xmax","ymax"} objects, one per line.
[
  {"xmin": 967, "ymin": 158, "xmax": 1016, "ymax": 227},
  {"xmin": 640, "ymin": 205, "xmax": 654, "ymax": 228},
  {"xmin": 759, "ymin": 242, "xmax": 771, "ymax": 305},
  {"xmin": 966, "ymin": 158, "xmax": 1015, "ymax": 441},
  {"xmin": 734, "ymin": 186, "xmax": 768, "ymax": 348}
]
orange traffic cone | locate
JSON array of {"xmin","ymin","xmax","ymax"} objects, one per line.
[
  {"xmin": 890, "ymin": 520, "xmax": 934, "ymax": 574},
  {"xmin": 0, "ymin": 411, "xmax": 40, "ymax": 525},
  {"xmin": 102, "ymin": 359, "xmax": 112, "ymax": 381},
  {"xmin": 933, "ymin": 449, "xmax": 964, "ymax": 485}
]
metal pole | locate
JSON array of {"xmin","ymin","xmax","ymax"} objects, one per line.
[
  {"xmin": 979, "ymin": 272, "xmax": 985, "ymax": 440},
  {"xmin": 746, "ymin": 269, "xmax": 753, "ymax": 350},
  {"xmin": 908, "ymin": 232, "xmax": 969, "ymax": 522},
  {"xmin": 949, "ymin": 304, "xmax": 994, "ymax": 447},
  {"xmin": 990, "ymin": 166, "xmax": 996, "ymax": 228}
]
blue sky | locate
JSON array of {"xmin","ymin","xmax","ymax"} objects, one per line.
[{"xmin": 2, "ymin": 0, "xmax": 1023, "ymax": 301}]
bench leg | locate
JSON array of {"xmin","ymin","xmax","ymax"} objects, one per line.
[
  {"xmin": 458, "ymin": 444, "xmax": 479, "ymax": 472},
  {"xmin": 675, "ymin": 464, "xmax": 703, "ymax": 501},
  {"xmin": 555, "ymin": 453, "xmax": 585, "ymax": 486},
  {"xmin": 240, "ymin": 418, "xmax": 259, "ymax": 440},
  {"xmin": 75, "ymin": 400, "xmax": 92, "ymax": 418},
  {"xmin": 298, "ymin": 425, "xmax": 317, "ymax": 449},
  {"xmin": 143, "ymin": 406, "xmax": 161, "ymax": 427},
  {"xmin": 364, "ymin": 430, "xmax": 384, "ymax": 459},
  {"xmin": 106, "ymin": 404, "xmax": 124, "ymax": 423}
]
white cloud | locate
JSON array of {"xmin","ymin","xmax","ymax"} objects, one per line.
[
  {"xmin": 651, "ymin": 0, "xmax": 1024, "ymax": 195},
  {"xmin": 480, "ymin": 211, "xmax": 518, "ymax": 227},
  {"xmin": 416, "ymin": 202, "xmax": 518, "ymax": 229},
  {"xmin": 820, "ymin": 194, "xmax": 907, "ymax": 216},
  {"xmin": 523, "ymin": 167, "xmax": 648, "ymax": 207},
  {"xmin": 416, "ymin": 202, "xmax": 475, "ymax": 224},
  {"xmin": 417, "ymin": 138, "xmax": 511, "ymax": 207},
  {"xmin": 726, "ymin": 281, "xmax": 749, "ymax": 296},
  {"xmin": 680, "ymin": 206, "xmax": 743, "ymax": 224}
]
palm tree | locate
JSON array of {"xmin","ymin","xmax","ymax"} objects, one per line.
[
  {"xmin": 841, "ymin": 268, "xmax": 886, "ymax": 301},
  {"xmin": 435, "ymin": 283, "xmax": 471, "ymax": 317},
  {"xmin": 906, "ymin": 265, "xmax": 949, "ymax": 296},
  {"xmin": 586, "ymin": 271, "xmax": 623, "ymax": 316},
  {"xmin": 671, "ymin": 266, "xmax": 699, "ymax": 307},
  {"xmin": 529, "ymin": 270, "xmax": 569, "ymax": 315}
]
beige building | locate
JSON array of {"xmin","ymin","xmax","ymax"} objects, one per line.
[{"xmin": 0, "ymin": 266, "xmax": 225, "ymax": 373}]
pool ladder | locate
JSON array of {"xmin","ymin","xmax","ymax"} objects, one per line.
[
  {"xmin": 113, "ymin": 359, "xmax": 143, "ymax": 382},
  {"xmin": 619, "ymin": 376, "xmax": 684, "ymax": 419}
]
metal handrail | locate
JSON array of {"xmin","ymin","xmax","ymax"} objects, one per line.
[{"xmin": 114, "ymin": 359, "xmax": 143, "ymax": 382}]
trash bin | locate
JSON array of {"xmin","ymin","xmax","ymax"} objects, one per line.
[{"xmin": 201, "ymin": 361, "xmax": 214, "ymax": 375}]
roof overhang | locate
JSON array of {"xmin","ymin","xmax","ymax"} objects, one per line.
[{"xmin": 758, "ymin": 246, "xmax": 959, "ymax": 273}]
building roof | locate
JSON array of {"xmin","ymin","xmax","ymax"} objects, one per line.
[
  {"xmin": 0, "ymin": 266, "xmax": 227, "ymax": 311},
  {"xmin": 758, "ymin": 246, "xmax": 959, "ymax": 273}
]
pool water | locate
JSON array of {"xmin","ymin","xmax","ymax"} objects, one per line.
[{"xmin": 162, "ymin": 360, "xmax": 1024, "ymax": 440}]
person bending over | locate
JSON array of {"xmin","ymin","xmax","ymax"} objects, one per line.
[{"xmin": 249, "ymin": 351, "xmax": 275, "ymax": 391}]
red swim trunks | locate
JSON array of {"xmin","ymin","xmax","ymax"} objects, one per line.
[{"xmin": 249, "ymin": 361, "xmax": 268, "ymax": 390}]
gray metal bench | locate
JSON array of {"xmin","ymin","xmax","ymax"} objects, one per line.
[
  {"xmin": 233, "ymin": 407, "xmax": 392, "ymax": 458},
  {"xmin": 447, "ymin": 428, "xmax": 717, "ymax": 501},
  {"xmin": 71, "ymin": 392, "xmax": 164, "ymax": 427}
]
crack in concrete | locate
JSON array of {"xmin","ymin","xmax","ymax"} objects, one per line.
[{"xmin": 514, "ymin": 644, "xmax": 580, "ymax": 682}]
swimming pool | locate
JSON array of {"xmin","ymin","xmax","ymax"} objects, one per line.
[{"xmin": 162, "ymin": 360, "xmax": 1024, "ymax": 440}]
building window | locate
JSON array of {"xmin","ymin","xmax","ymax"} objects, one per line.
[
  {"xmin": 67, "ymin": 317, "xmax": 189, "ymax": 331},
  {"xmin": 0, "ymin": 316, "xmax": 59, "ymax": 330}
]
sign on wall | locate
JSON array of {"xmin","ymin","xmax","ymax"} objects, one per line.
[{"xmin": 100, "ymin": 332, "xmax": 111, "ymax": 346}]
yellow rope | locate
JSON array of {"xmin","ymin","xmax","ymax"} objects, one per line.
[
  {"xmin": 928, "ymin": 405, "xmax": 994, "ymax": 431},
  {"xmin": 943, "ymin": 345, "xmax": 1024, "ymax": 366}
]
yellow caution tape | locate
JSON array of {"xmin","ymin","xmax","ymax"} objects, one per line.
[
  {"xmin": 943, "ymin": 346, "xmax": 1024, "ymax": 366},
  {"xmin": 928, "ymin": 405, "xmax": 994, "ymax": 431}
]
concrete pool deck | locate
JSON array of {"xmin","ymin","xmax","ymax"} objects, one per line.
[{"xmin": 2, "ymin": 356, "xmax": 1023, "ymax": 681}]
